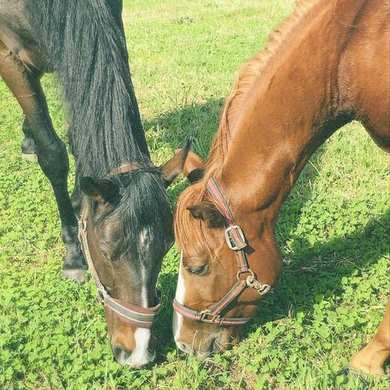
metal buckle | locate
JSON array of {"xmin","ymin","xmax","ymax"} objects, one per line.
[
  {"xmin": 199, "ymin": 310, "xmax": 221, "ymax": 323},
  {"xmin": 225, "ymin": 225, "xmax": 247, "ymax": 251}
]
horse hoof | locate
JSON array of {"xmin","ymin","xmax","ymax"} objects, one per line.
[
  {"xmin": 21, "ymin": 152, "xmax": 38, "ymax": 162},
  {"xmin": 62, "ymin": 268, "xmax": 86, "ymax": 283},
  {"xmin": 348, "ymin": 363, "xmax": 385, "ymax": 377},
  {"xmin": 349, "ymin": 357, "xmax": 385, "ymax": 377}
]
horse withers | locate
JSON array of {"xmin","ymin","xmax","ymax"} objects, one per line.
[
  {"xmin": 173, "ymin": 0, "xmax": 389, "ymax": 375},
  {"xmin": 0, "ymin": 0, "xmax": 190, "ymax": 367}
]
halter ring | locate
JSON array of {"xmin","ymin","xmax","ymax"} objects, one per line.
[{"xmin": 237, "ymin": 269, "xmax": 255, "ymax": 282}]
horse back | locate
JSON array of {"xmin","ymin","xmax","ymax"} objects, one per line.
[
  {"xmin": 0, "ymin": 0, "xmax": 48, "ymax": 71},
  {"xmin": 0, "ymin": 0, "xmax": 125, "ymax": 72},
  {"xmin": 338, "ymin": 0, "xmax": 390, "ymax": 150}
]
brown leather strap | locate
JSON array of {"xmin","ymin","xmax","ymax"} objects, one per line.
[
  {"xmin": 78, "ymin": 208, "xmax": 107, "ymax": 298},
  {"xmin": 236, "ymin": 250, "xmax": 249, "ymax": 272},
  {"xmin": 206, "ymin": 177, "xmax": 233, "ymax": 221},
  {"xmin": 78, "ymin": 199, "xmax": 160, "ymax": 328},
  {"xmin": 104, "ymin": 295, "xmax": 160, "ymax": 328},
  {"xmin": 172, "ymin": 176, "xmax": 271, "ymax": 326},
  {"xmin": 206, "ymin": 176, "xmax": 271, "ymax": 304},
  {"xmin": 173, "ymin": 299, "xmax": 251, "ymax": 326},
  {"xmin": 208, "ymin": 279, "xmax": 247, "ymax": 316}
]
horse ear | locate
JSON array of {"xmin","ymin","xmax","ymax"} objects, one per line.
[
  {"xmin": 183, "ymin": 151, "xmax": 205, "ymax": 184},
  {"xmin": 80, "ymin": 177, "xmax": 119, "ymax": 205},
  {"xmin": 159, "ymin": 139, "xmax": 205, "ymax": 186},
  {"xmin": 187, "ymin": 202, "xmax": 226, "ymax": 228},
  {"xmin": 159, "ymin": 140, "xmax": 192, "ymax": 187}
]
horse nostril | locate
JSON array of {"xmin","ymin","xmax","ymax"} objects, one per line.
[
  {"xmin": 112, "ymin": 346, "xmax": 130, "ymax": 364},
  {"xmin": 209, "ymin": 337, "xmax": 218, "ymax": 353},
  {"xmin": 177, "ymin": 341, "xmax": 191, "ymax": 354},
  {"xmin": 112, "ymin": 346, "xmax": 121, "ymax": 360}
]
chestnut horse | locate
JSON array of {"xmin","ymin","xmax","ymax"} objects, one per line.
[
  {"xmin": 174, "ymin": 0, "xmax": 389, "ymax": 375},
  {"xmin": 0, "ymin": 0, "xmax": 190, "ymax": 367}
]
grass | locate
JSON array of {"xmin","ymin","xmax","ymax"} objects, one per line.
[{"xmin": 0, "ymin": 0, "xmax": 389, "ymax": 388}]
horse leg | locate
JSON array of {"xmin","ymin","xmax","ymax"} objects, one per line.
[
  {"xmin": 0, "ymin": 50, "xmax": 86, "ymax": 282},
  {"xmin": 350, "ymin": 299, "xmax": 390, "ymax": 375},
  {"xmin": 70, "ymin": 173, "xmax": 81, "ymax": 217},
  {"xmin": 67, "ymin": 134, "xmax": 82, "ymax": 216},
  {"xmin": 21, "ymin": 118, "xmax": 37, "ymax": 160}
]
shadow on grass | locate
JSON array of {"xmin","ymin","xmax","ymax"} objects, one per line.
[
  {"xmin": 153, "ymin": 205, "xmax": 389, "ymax": 363},
  {"xmin": 145, "ymin": 98, "xmax": 224, "ymax": 157},
  {"xmin": 252, "ymin": 208, "xmax": 389, "ymax": 325}
]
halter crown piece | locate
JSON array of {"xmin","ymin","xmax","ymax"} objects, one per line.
[
  {"xmin": 78, "ymin": 163, "xmax": 160, "ymax": 328},
  {"xmin": 173, "ymin": 176, "xmax": 271, "ymax": 326}
]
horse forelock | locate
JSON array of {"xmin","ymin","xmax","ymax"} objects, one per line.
[
  {"xmin": 175, "ymin": 0, "xmax": 326, "ymax": 259},
  {"xmin": 174, "ymin": 183, "xmax": 212, "ymax": 257},
  {"xmin": 109, "ymin": 172, "xmax": 172, "ymax": 263}
]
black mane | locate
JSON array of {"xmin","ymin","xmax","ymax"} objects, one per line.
[
  {"xmin": 27, "ymin": 0, "xmax": 150, "ymax": 177},
  {"xmin": 109, "ymin": 172, "xmax": 173, "ymax": 260},
  {"xmin": 26, "ymin": 0, "xmax": 173, "ymax": 257}
]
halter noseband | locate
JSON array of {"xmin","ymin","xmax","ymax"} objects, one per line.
[
  {"xmin": 78, "ymin": 163, "xmax": 161, "ymax": 328},
  {"xmin": 173, "ymin": 176, "xmax": 271, "ymax": 326}
]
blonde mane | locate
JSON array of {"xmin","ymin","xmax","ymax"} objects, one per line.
[
  {"xmin": 205, "ymin": 0, "xmax": 323, "ymax": 175},
  {"xmin": 175, "ymin": 0, "xmax": 326, "ymax": 252}
]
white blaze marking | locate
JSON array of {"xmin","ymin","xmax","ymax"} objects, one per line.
[
  {"xmin": 127, "ymin": 229, "xmax": 152, "ymax": 367},
  {"xmin": 138, "ymin": 228, "xmax": 150, "ymax": 308},
  {"xmin": 129, "ymin": 328, "xmax": 152, "ymax": 367},
  {"xmin": 140, "ymin": 263, "xmax": 148, "ymax": 307},
  {"xmin": 176, "ymin": 254, "xmax": 186, "ymax": 304},
  {"xmin": 173, "ymin": 254, "xmax": 185, "ymax": 342}
]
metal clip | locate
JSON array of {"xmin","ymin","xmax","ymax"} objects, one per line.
[
  {"xmin": 225, "ymin": 225, "xmax": 247, "ymax": 251},
  {"xmin": 237, "ymin": 270, "xmax": 272, "ymax": 296},
  {"xmin": 246, "ymin": 277, "xmax": 272, "ymax": 296}
]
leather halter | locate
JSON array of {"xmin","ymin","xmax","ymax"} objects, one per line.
[
  {"xmin": 78, "ymin": 163, "xmax": 161, "ymax": 328},
  {"xmin": 173, "ymin": 176, "xmax": 271, "ymax": 326}
]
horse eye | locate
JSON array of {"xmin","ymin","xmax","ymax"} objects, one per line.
[{"xmin": 185, "ymin": 263, "xmax": 209, "ymax": 276}]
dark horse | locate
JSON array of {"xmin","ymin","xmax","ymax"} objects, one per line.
[
  {"xmin": 173, "ymin": 0, "xmax": 389, "ymax": 376},
  {"xmin": 0, "ymin": 0, "xmax": 190, "ymax": 367}
]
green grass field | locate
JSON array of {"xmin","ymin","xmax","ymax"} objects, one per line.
[{"xmin": 0, "ymin": 1, "xmax": 389, "ymax": 388}]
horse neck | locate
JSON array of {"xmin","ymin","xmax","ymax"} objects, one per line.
[{"xmin": 214, "ymin": 0, "xmax": 365, "ymax": 224}]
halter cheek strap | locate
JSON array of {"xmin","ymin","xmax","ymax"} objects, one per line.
[
  {"xmin": 173, "ymin": 176, "xmax": 271, "ymax": 326},
  {"xmin": 78, "ymin": 163, "xmax": 161, "ymax": 328}
]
